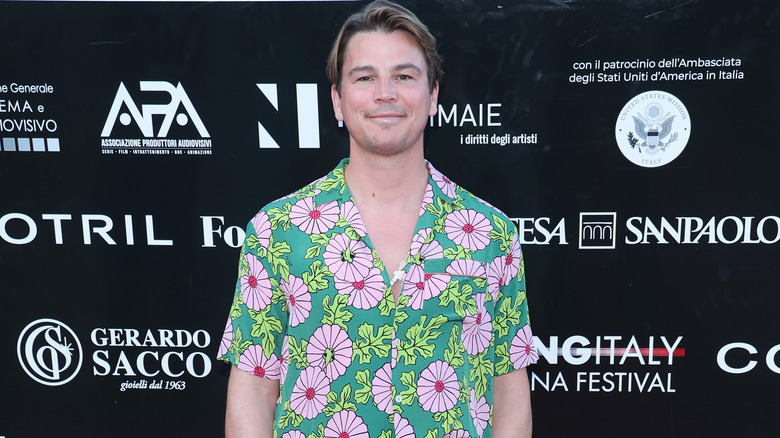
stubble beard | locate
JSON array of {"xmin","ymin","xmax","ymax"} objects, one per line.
[{"xmin": 351, "ymin": 109, "xmax": 425, "ymax": 157}]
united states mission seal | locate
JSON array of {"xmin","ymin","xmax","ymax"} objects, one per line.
[{"xmin": 615, "ymin": 90, "xmax": 691, "ymax": 168}]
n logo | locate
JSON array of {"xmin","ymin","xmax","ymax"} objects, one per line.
[
  {"xmin": 257, "ymin": 83, "xmax": 320, "ymax": 148},
  {"xmin": 101, "ymin": 81, "xmax": 210, "ymax": 138}
]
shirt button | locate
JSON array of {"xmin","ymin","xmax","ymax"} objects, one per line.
[
  {"xmin": 395, "ymin": 395, "xmax": 403, "ymax": 403},
  {"xmin": 392, "ymin": 339, "xmax": 400, "ymax": 347}
]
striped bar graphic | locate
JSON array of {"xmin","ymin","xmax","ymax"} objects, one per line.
[{"xmin": 1, "ymin": 138, "xmax": 60, "ymax": 152}]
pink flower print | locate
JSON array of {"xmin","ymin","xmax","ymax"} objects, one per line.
[
  {"xmin": 371, "ymin": 363, "xmax": 394, "ymax": 414},
  {"xmin": 280, "ymin": 335, "xmax": 289, "ymax": 384},
  {"xmin": 323, "ymin": 234, "xmax": 373, "ymax": 281},
  {"xmin": 237, "ymin": 344, "xmax": 281, "ymax": 379},
  {"xmin": 462, "ymin": 293, "xmax": 492, "ymax": 355},
  {"xmin": 444, "ymin": 209, "xmax": 492, "ymax": 252},
  {"xmin": 241, "ymin": 253, "xmax": 272, "ymax": 311},
  {"xmin": 488, "ymin": 255, "xmax": 508, "ymax": 302},
  {"xmin": 410, "ymin": 228, "xmax": 444, "ymax": 261},
  {"xmin": 419, "ymin": 183, "xmax": 434, "ymax": 216},
  {"xmin": 323, "ymin": 410, "xmax": 370, "ymax": 438},
  {"xmin": 430, "ymin": 165, "xmax": 457, "ymax": 199},
  {"xmin": 218, "ymin": 317, "xmax": 232, "ymax": 358},
  {"xmin": 290, "ymin": 198, "xmax": 339, "ymax": 235},
  {"xmin": 417, "ymin": 360, "xmax": 460, "ymax": 413},
  {"xmin": 250, "ymin": 211, "xmax": 272, "ymax": 249},
  {"xmin": 510, "ymin": 324, "xmax": 538, "ymax": 368},
  {"xmin": 470, "ymin": 389, "xmax": 489, "ymax": 438},
  {"xmin": 446, "ymin": 259, "xmax": 487, "ymax": 279},
  {"xmin": 290, "ymin": 366, "xmax": 330, "ymax": 419},
  {"xmin": 307, "ymin": 324, "xmax": 353, "ymax": 381},
  {"xmin": 335, "ymin": 267, "xmax": 384, "ymax": 310},
  {"xmin": 403, "ymin": 263, "xmax": 450, "ymax": 310},
  {"xmin": 504, "ymin": 235, "xmax": 522, "ymax": 282},
  {"xmin": 340, "ymin": 201, "xmax": 367, "ymax": 237},
  {"xmin": 281, "ymin": 274, "xmax": 312, "ymax": 327},
  {"xmin": 281, "ymin": 431, "xmax": 306, "ymax": 438},
  {"xmin": 394, "ymin": 413, "xmax": 416, "ymax": 438},
  {"xmin": 443, "ymin": 430, "xmax": 472, "ymax": 438}
]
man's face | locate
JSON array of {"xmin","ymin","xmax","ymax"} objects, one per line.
[{"xmin": 332, "ymin": 30, "xmax": 438, "ymax": 157}]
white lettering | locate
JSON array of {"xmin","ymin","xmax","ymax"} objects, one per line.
[
  {"xmin": 145, "ymin": 215, "xmax": 173, "ymax": 246},
  {"xmin": 0, "ymin": 213, "xmax": 37, "ymax": 244},
  {"xmin": 42, "ymin": 214, "xmax": 71, "ymax": 245},
  {"xmin": 717, "ymin": 342, "xmax": 757, "ymax": 374},
  {"xmin": 82, "ymin": 214, "xmax": 116, "ymax": 245},
  {"xmin": 162, "ymin": 352, "xmax": 185, "ymax": 377}
]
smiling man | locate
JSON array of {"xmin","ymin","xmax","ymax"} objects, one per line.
[{"xmin": 220, "ymin": 2, "xmax": 537, "ymax": 437}]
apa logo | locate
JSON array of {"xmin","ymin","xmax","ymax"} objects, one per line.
[
  {"xmin": 256, "ymin": 83, "xmax": 320, "ymax": 149},
  {"xmin": 615, "ymin": 90, "xmax": 691, "ymax": 168},
  {"xmin": 101, "ymin": 81, "xmax": 210, "ymax": 138},
  {"xmin": 17, "ymin": 318, "xmax": 83, "ymax": 386}
]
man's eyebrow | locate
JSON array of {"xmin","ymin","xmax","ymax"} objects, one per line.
[
  {"xmin": 347, "ymin": 65, "xmax": 377, "ymax": 77},
  {"xmin": 392, "ymin": 63, "xmax": 424, "ymax": 75}
]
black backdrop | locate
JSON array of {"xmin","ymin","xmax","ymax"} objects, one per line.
[{"xmin": 2, "ymin": 1, "xmax": 779, "ymax": 437}]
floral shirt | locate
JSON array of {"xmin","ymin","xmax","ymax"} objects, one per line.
[{"xmin": 218, "ymin": 158, "xmax": 537, "ymax": 438}]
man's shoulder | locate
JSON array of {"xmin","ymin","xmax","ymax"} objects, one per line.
[
  {"xmin": 247, "ymin": 160, "xmax": 348, "ymax": 226},
  {"xmin": 455, "ymin": 184, "xmax": 515, "ymax": 229},
  {"xmin": 253, "ymin": 174, "xmax": 327, "ymax": 214},
  {"xmin": 428, "ymin": 160, "xmax": 515, "ymax": 232}
]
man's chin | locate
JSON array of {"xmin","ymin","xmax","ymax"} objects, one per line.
[{"xmin": 358, "ymin": 140, "xmax": 414, "ymax": 157}]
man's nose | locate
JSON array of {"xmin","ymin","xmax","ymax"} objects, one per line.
[{"xmin": 373, "ymin": 76, "xmax": 398, "ymax": 102}]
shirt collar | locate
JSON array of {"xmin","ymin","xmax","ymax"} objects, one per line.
[{"xmin": 315, "ymin": 157, "xmax": 456, "ymax": 206}]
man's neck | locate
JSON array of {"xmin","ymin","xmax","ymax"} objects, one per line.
[{"xmin": 344, "ymin": 148, "xmax": 429, "ymax": 210}]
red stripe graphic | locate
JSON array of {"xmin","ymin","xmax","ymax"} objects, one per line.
[{"xmin": 554, "ymin": 348, "xmax": 685, "ymax": 357}]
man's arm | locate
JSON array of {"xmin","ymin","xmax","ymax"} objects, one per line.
[
  {"xmin": 225, "ymin": 366, "xmax": 280, "ymax": 438},
  {"xmin": 492, "ymin": 367, "xmax": 532, "ymax": 438}
]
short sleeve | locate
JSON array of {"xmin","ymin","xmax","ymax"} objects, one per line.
[
  {"xmin": 216, "ymin": 217, "xmax": 287, "ymax": 380},
  {"xmin": 492, "ymin": 228, "xmax": 537, "ymax": 375}
]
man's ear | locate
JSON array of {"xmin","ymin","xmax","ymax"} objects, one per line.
[
  {"xmin": 429, "ymin": 81, "xmax": 439, "ymax": 117},
  {"xmin": 331, "ymin": 84, "xmax": 344, "ymax": 121}
]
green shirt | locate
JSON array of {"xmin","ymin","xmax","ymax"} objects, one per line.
[{"xmin": 218, "ymin": 158, "xmax": 536, "ymax": 438}]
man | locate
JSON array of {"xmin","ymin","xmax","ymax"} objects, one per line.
[{"xmin": 219, "ymin": 2, "xmax": 537, "ymax": 437}]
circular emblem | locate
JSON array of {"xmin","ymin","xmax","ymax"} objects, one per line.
[
  {"xmin": 615, "ymin": 90, "xmax": 691, "ymax": 168},
  {"xmin": 17, "ymin": 318, "xmax": 83, "ymax": 386}
]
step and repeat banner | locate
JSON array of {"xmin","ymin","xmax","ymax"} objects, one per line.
[{"xmin": 2, "ymin": 1, "xmax": 778, "ymax": 437}]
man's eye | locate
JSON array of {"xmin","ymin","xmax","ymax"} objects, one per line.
[
  {"xmin": 357, "ymin": 76, "xmax": 373, "ymax": 82},
  {"xmin": 396, "ymin": 75, "xmax": 412, "ymax": 81}
]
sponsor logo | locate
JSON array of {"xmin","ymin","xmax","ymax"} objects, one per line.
[
  {"xmin": 625, "ymin": 215, "xmax": 780, "ymax": 245},
  {"xmin": 257, "ymin": 83, "xmax": 320, "ymax": 148},
  {"xmin": 0, "ymin": 82, "xmax": 60, "ymax": 152},
  {"xmin": 615, "ymin": 90, "xmax": 691, "ymax": 168},
  {"xmin": 432, "ymin": 102, "xmax": 538, "ymax": 147},
  {"xmin": 579, "ymin": 212, "xmax": 617, "ymax": 249},
  {"xmin": 509, "ymin": 214, "xmax": 780, "ymax": 248},
  {"xmin": 0, "ymin": 213, "xmax": 173, "ymax": 246},
  {"xmin": 101, "ymin": 81, "xmax": 211, "ymax": 155},
  {"xmin": 18, "ymin": 317, "xmax": 212, "ymax": 391},
  {"xmin": 17, "ymin": 318, "xmax": 83, "ymax": 386},
  {"xmin": 531, "ymin": 334, "xmax": 684, "ymax": 393},
  {"xmin": 717, "ymin": 342, "xmax": 780, "ymax": 374}
]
